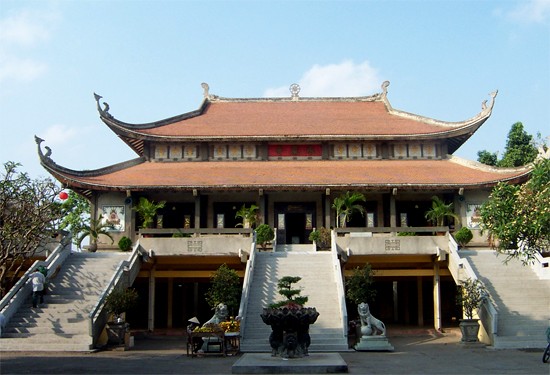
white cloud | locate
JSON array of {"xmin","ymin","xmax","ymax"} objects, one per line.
[
  {"xmin": 41, "ymin": 124, "xmax": 81, "ymax": 148},
  {"xmin": 264, "ymin": 60, "xmax": 382, "ymax": 97},
  {"xmin": 506, "ymin": 0, "xmax": 550, "ymax": 23},
  {"xmin": 0, "ymin": 7, "xmax": 60, "ymax": 85}
]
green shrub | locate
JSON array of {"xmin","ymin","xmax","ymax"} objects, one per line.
[
  {"xmin": 118, "ymin": 236, "xmax": 133, "ymax": 251},
  {"xmin": 105, "ymin": 287, "xmax": 139, "ymax": 320},
  {"xmin": 397, "ymin": 231, "xmax": 416, "ymax": 236},
  {"xmin": 255, "ymin": 224, "xmax": 274, "ymax": 250},
  {"xmin": 309, "ymin": 227, "xmax": 331, "ymax": 248},
  {"xmin": 454, "ymin": 227, "xmax": 473, "ymax": 247}
]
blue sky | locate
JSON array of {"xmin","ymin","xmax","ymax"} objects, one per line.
[{"xmin": 1, "ymin": 0, "xmax": 549, "ymax": 179}]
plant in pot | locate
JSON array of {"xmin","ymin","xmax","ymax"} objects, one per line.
[
  {"xmin": 425, "ymin": 196, "xmax": 460, "ymax": 231},
  {"xmin": 235, "ymin": 204, "xmax": 259, "ymax": 229},
  {"xmin": 308, "ymin": 227, "xmax": 331, "ymax": 249},
  {"xmin": 332, "ymin": 191, "xmax": 366, "ymax": 228},
  {"xmin": 454, "ymin": 227, "xmax": 473, "ymax": 248},
  {"xmin": 261, "ymin": 276, "xmax": 319, "ymax": 358},
  {"xmin": 133, "ymin": 197, "xmax": 166, "ymax": 229},
  {"xmin": 117, "ymin": 236, "xmax": 133, "ymax": 252},
  {"xmin": 255, "ymin": 223, "xmax": 274, "ymax": 251},
  {"xmin": 104, "ymin": 287, "xmax": 139, "ymax": 346},
  {"xmin": 345, "ymin": 264, "xmax": 377, "ymax": 342},
  {"xmin": 75, "ymin": 218, "xmax": 114, "ymax": 252},
  {"xmin": 205, "ymin": 264, "xmax": 242, "ymax": 317},
  {"xmin": 456, "ymin": 278, "xmax": 487, "ymax": 343}
]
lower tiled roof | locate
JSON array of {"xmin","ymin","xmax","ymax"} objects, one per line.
[{"xmin": 54, "ymin": 157, "xmax": 531, "ymax": 191}]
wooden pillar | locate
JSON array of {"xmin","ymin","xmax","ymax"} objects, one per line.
[
  {"xmin": 433, "ymin": 262, "xmax": 442, "ymax": 331},
  {"xmin": 324, "ymin": 192, "xmax": 331, "ymax": 228},
  {"xmin": 417, "ymin": 276, "xmax": 424, "ymax": 326},
  {"xmin": 167, "ymin": 278, "xmax": 173, "ymax": 329},
  {"xmin": 194, "ymin": 194, "xmax": 200, "ymax": 229},
  {"xmin": 389, "ymin": 194, "xmax": 397, "ymax": 228},
  {"xmin": 259, "ymin": 192, "xmax": 266, "ymax": 225},
  {"xmin": 148, "ymin": 267, "xmax": 156, "ymax": 332}
]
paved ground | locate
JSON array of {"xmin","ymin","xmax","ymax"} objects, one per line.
[{"xmin": 1, "ymin": 330, "xmax": 548, "ymax": 374}]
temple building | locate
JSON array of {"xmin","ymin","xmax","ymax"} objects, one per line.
[{"xmin": 36, "ymin": 81, "xmax": 532, "ymax": 343}]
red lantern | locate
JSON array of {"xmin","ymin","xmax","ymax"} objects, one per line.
[{"xmin": 59, "ymin": 191, "xmax": 69, "ymax": 200}]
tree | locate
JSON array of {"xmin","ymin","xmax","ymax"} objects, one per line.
[
  {"xmin": 0, "ymin": 162, "xmax": 64, "ymax": 297},
  {"xmin": 477, "ymin": 122, "xmax": 538, "ymax": 167},
  {"xmin": 480, "ymin": 159, "xmax": 550, "ymax": 263},
  {"xmin": 345, "ymin": 264, "xmax": 377, "ymax": 305},
  {"xmin": 75, "ymin": 218, "xmax": 114, "ymax": 252},
  {"xmin": 270, "ymin": 276, "xmax": 308, "ymax": 308},
  {"xmin": 255, "ymin": 224, "xmax": 274, "ymax": 250},
  {"xmin": 332, "ymin": 191, "xmax": 366, "ymax": 228},
  {"xmin": 205, "ymin": 264, "xmax": 242, "ymax": 315},
  {"xmin": 424, "ymin": 196, "xmax": 460, "ymax": 226},
  {"xmin": 58, "ymin": 190, "xmax": 90, "ymax": 247}
]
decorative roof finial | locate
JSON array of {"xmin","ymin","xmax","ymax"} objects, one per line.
[
  {"xmin": 93, "ymin": 93, "xmax": 111, "ymax": 118},
  {"xmin": 289, "ymin": 83, "xmax": 301, "ymax": 99},
  {"xmin": 381, "ymin": 81, "xmax": 390, "ymax": 98},
  {"xmin": 482, "ymin": 90, "xmax": 498, "ymax": 113},
  {"xmin": 201, "ymin": 82, "xmax": 210, "ymax": 98}
]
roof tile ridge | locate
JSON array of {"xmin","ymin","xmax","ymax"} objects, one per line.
[
  {"xmin": 381, "ymin": 82, "xmax": 498, "ymax": 128},
  {"xmin": 209, "ymin": 94, "xmax": 383, "ymax": 103},
  {"xmin": 447, "ymin": 154, "xmax": 533, "ymax": 174}
]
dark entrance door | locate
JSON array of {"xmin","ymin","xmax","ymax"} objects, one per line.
[
  {"xmin": 274, "ymin": 202, "xmax": 316, "ymax": 245},
  {"xmin": 285, "ymin": 212, "xmax": 306, "ymax": 244}
]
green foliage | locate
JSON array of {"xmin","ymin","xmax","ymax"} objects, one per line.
[
  {"xmin": 75, "ymin": 218, "xmax": 114, "ymax": 251},
  {"xmin": 255, "ymin": 224, "xmax": 274, "ymax": 250},
  {"xmin": 235, "ymin": 204, "xmax": 259, "ymax": 228},
  {"xmin": 309, "ymin": 227, "xmax": 331, "ymax": 248},
  {"xmin": 424, "ymin": 196, "xmax": 460, "ymax": 227},
  {"xmin": 456, "ymin": 278, "xmax": 487, "ymax": 320},
  {"xmin": 454, "ymin": 227, "xmax": 473, "ymax": 247},
  {"xmin": 105, "ymin": 287, "xmax": 139, "ymax": 320},
  {"xmin": 133, "ymin": 197, "xmax": 165, "ymax": 228},
  {"xmin": 345, "ymin": 264, "xmax": 377, "ymax": 305},
  {"xmin": 270, "ymin": 276, "xmax": 308, "ymax": 308},
  {"xmin": 117, "ymin": 236, "xmax": 133, "ymax": 252},
  {"xmin": 480, "ymin": 159, "xmax": 550, "ymax": 263},
  {"xmin": 477, "ymin": 150, "xmax": 498, "ymax": 166},
  {"xmin": 205, "ymin": 264, "xmax": 242, "ymax": 315},
  {"xmin": 397, "ymin": 231, "xmax": 417, "ymax": 236},
  {"xmin": 58, "ymin": 190, "xmax": 90, "ymax": 247},
  {"xmin": 0, "ymin": 162, "xmax": 64, "ymax": 297},
  {"xmin": 332, "ymin": 191, "xmax": 366, "ymax": 228}
]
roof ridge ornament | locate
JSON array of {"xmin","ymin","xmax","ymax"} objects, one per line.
[
  {"xmin": 93, "ymin": 93, "xmax": 112, "ymax": 118},
  {"xmin": 481, "ymin": 90, "xmax": 498, "ymax": 114},
  {"xmin": 381, "ymin": 80, "xmax": 390, "ymax": 98},
  {"xmin": 201, "ymin": 82, "xmax": 218, "ymax": 100},
  {"xmin": 290, "ymin": 83, "xmax": 300, "ymax": 100}
]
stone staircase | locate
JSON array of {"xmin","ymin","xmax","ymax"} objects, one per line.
[
  {"xmin": 240, "ymin": 246, "xmax": 348, "ymax": 352},
  {"xmin": 0, "ymin": 252, "xmax": 128, "ymax": 352},
  {"xmin": 461, "ymin": 249, "xmax": 550, "ymax": 349}
]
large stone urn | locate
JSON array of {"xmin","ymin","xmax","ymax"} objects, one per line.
[{"xmin": 260, "ymin": 304, "xmax": 319, "ymax": 358}]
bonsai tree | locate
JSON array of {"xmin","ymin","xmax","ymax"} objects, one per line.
[
  {"xmin": 75, "ymin": 218, "xmax": 114, "ymax": 252},
  {"xmin": 345, "ymin": 264, "xmax": 377, "ymax": 306},
  {"xmin": 235, "ymin": 204, "xmax": 259, "ymax": 228},
  {"xmin": 117, "ymin": 236, "xmax": 133, "ymax": 252},
  {"xmin": 205, "ymin": 264, "xmax": 242, "ymax": 316},
  {"xmin": 454, "ymin": 227, "xmax": 473, "ymax": 247},
  {"xmin": 425, "ymin": 196, "xmax": 460, "ymax": 227},
  {"xmin": 255, "ymin": 223, "xmax": 274, "ymax": 250},
  {"xmin": 456, "ymin": 278, "xmax": 487, "ymax": 320},
  {"xmin": 270, "ymin": 276, "xmax": 308, "ymax": 308},
  {"xmin": 332, "ymin": 191, "xmax": 366, "ymax": 228},
  {"xmin": 308, "ymin": 227, "xmax": 331, "ymax": 249},
  {"xmin": 133, "ymin": 197, "xmax": 165, "ymax": 229},
  {"xmin": 105, "ymin": 287, "xmax": 139, "ymax": 323}
]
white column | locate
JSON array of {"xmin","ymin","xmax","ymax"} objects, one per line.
[
  {"xmin": 433, "ymin": 262, "xmax": 442, "ymax": 331},
  {"xmin": 148, "ymin": 267, "xmax": 156, "ymax": 332}
]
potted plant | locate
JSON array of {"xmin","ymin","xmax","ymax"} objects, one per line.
[
  {"xmin": 75, "ymin": 218, "xmax": 114, "ymax": 252},
  {"xmin": 456, "ymin": 278, "xmax": 487, "ymax": 343},
  {"xmin": 117, "ymin": 236, "xmax": 133, "ymax": 252},
  {"xmin": 308, "ymin": 227, "xmax": 331, "ymax": 249},
  {"xmin": 235, "ymin": 204, "xmax": 259, "ymax": 228},
  {"xmin": 454, "ymin": 227, "xmax": 473, "ymax": 248},
  {"xmin": 255, "ymin": 223, "xmax": 274, "ymax": 251},
  {"xmin": 332, "ymin": 191, "xmax": 366, "ymax": 228},
  {"xmin": 133, "ymin": 197, "xmax": 166, "ymax": 229},
  {"xmin": 205, "ymin": 264, "xmax": 242, "ymax": 316},
  {"xmin": 424, "ymin": 196, "xmax": 460, "ymax": 230},
  {"xmin": 105, "ymin": 287, "xmax": 139, "ymax": 346}
]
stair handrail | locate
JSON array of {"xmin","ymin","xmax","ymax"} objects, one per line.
[
  {"xmin": 0, "ymin": 233, "xmax": 72, "ymax": 328},
  {"xmin": 88, "ymin": 244, "xmax": 141, "ymax": 348},
  {"xmin": 237, "ymin": 231, "xmax": 257, "ymax": 338},
  {"xmin": 528, "ymin": 251, "xmax": 550, "ymax": 280},
  {"xmin": 448, "ymin": 235, "xmax": 499, "ymax": 339},
  {"xmin": 330, "ymin": 229, "xmax": 348, "ymax": 339}
]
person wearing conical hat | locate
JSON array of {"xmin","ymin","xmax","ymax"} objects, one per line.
[{"xmin": 187, "ymin": 317, "xmax": 203, "ymax": 353}]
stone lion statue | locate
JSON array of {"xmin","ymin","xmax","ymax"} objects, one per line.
[
  {"xmin": 358, "ymin": 302, "xmax": 386, "ymax": 336},
  {"xmin": 203, "ymin": 303, "xmax": 228, "ymax": 326}
]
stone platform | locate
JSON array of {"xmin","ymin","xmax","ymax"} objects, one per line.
[{"xmin": 231, "ymin": 353, "xmax": 348, "ymax": 374}]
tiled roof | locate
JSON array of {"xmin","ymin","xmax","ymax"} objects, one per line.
[{"xmin": 53, "ymin": 157, "xmax": 530, "ymax": 191}]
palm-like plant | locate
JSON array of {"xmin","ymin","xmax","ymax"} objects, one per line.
[
  {"xmin": 332, "ymin": 191, "xmax": 366, "ymax": 228},
  {"xmin": 133, "ymin": 197, "xmax": 166, "ymax": 228},
  {"xmin": 76, "ymin": 218, "xmax": 114, "ymax": 252},
  {"xmin": 235, "ymin": 204, "xmax": 259, "ymax": 228},
  {"xmin": 425, "ymin": 196, "xmax": 460, "ymax": 227}
]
